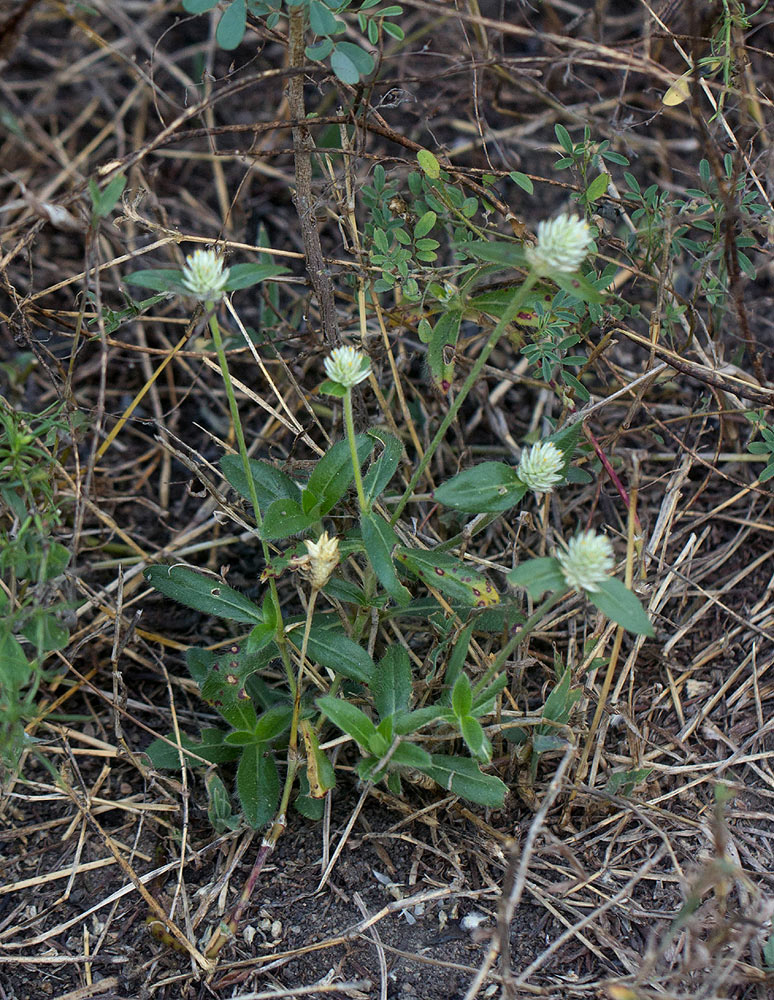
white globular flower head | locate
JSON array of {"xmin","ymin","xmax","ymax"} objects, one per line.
[
  {"xmin": 181, "ymin": 249, "xmax": 230, "ymax": 302},
  {"xmin": 517, "ymin": 440, "xmax": 564, "ymax": 495},
  {"xmin": 556, "ymin": 530, "xmax": 615, "ymax": 593},
  {"xmin": 323, "ymin": 346, "xmax": 371, "ymax": 389},
  {"xmin": 525, "ymin": 214, "xmax": 593, "ymax": 277}
]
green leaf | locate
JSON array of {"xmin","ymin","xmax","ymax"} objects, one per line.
[
  {"xmin": 205, "ymin": 772, "xmax": 240, "ymax": 833},
  {"xmin": 224, "ymin": 262, "xmax": 288, "ymax": 290},
  {"xmin": 261, "ymin": 498, "xmax": 320, "ymax": 540},
  {"xmin": 185, "ymin": 646, "xmax": 212, "ymax": 687},
  {"xmin": 585, "ymin": 172, "xmax": 610, "ymax": 204},
  {"xmin": 309, "ymin": 0, "xmax": 339, "ymax": 34},
  {"xmin": 361, "ymin": 512, "xmax": 411, "ymax": 606},
  {"xmin": 338, "ymin": 40, "xmax": 374, "ymax": 73},
  {"xmin": 224, "ymin": 729, "xmax": 259, "ymax": 746},
  {"xmin": 22, "ymin": 610, "xmax": 69, "ymax": 653},
  {"xmin": 237, "ymin": 744, "xmax": 279, "ymax": 828},
  {"xmin": 460, "ymin": 715, "xmax": 492, "ymax": 761},
  {"xmin": 417, "ymin": 755, "xmax": 506, "ymax": 808},
  {"xmin": 507, "ymin": 557, "xmax": 567, "ymax": 599},
  {"xmin": 395, "ymin": 547, "xmax": 500, "ymax": 608},
  {"xmin": 394, "ymin": 706, "xmax": 443, "ymax": 735},
  {"xmin": 323, "ymin": 577, "xmax": 368, "ymax": 606},
  {"xmin": 295, "ymin": 772, "xmax": 326, "ymax": 820},
  {"xmin": 362, "ymin": 430, "xmax": 403, "ymax": 504},
  {"xmin": 451, "ymin": 673, "xmax": 473, "ymax": 720},
  {"xmin": 91, "ymin": 174, "xmax": 127, "ymax": 219},
  {"xmin": 588, "ymin": 578, "xmax": 654, "ymax": 636},
  {"xmin": 372, "ymin": 645, "xmax": 412, "ymax": 720},
  {"xmin": 417, "ymin": 148, "xmax": 440, "ymax": 179},
  {"xmin": 434, "ymin": 462, "xmax": 526, "ymax": 513},
  {"xmin": 303, "ymin": 624, "xmax": 375, "ymax": 683},
  {"xmin": 462, "ymin": 241, "xmax": 526, "ymax": 268},
  {"xmin": 145, "ymin": 728, "xmax": 239, "ymax": 769},
  {"xmin": 552, "ymin": 271, "xmax": 606, "ymax": 304},
  {"xmin": 199, "ymin": 640, "xmax": 268, "ymax": 727},
  {"xmin": 0, "ymin": 626, "xmax": 30, "ymax": 688},
  {"xmin": 509, "ymin": 171, "xmax": 534, "ymax": 194},
  {"xmin": 220, "ymin": 454, "xmax": 301, "ymax": 516},
  {"xmin": 471, "ymin": 673, "xmax": 507, "ymax": 716},
  {"xmin": 605, "ymin": 766, "xmax": 653, "ymax": 797},
  {"xmin": 555, "ymin": 123, "xmax": 573, "ymax": 153},
  {"xmin": 390, "ymin": 742, "xmax": 432, "ymax": 769},
  {"xmin": 307, "ymin": 435, "xmax": 374, "ymax": 514},
  {"xmin": 318, "ymin": 695, "xmax": 377, "ymax": 748},
  {"xmin": 414, "ymin": 210, "xmax": 436, "ymax": 239},
  {"xmin": 330, "ymin": 44, "xmax": 363, "ymax": 83},
  {"xmin": 123, "ymin": 268, "xmax": 186, "ymax": 293},
  {"xmin": 306, "ymin": 38, "xmax": 334, "ymax": 60},
  {"xmin": 253, "ymin": 703, "xmax": 293, "ymax": 743},
  {"xmin": 40, "ymin": 541, "xmax": 70, "ymax": 582},
  {"xmin": 319, "ymin": 378, "xmax": 347, "ymax": 398},
  {"xmin": 469, "ymin": 284, "xmax": 553, "ymax": 325},
  {"xmin": 443, "ymin": 623, "xmax": 472, "ymax": 697},
  {"xmin": 545, "ymin": 421, "xmax": 582, "ymax": 470},
  {"xmin": 183, "ymin": 0, "xmax": 218, "ymax": 11},
  {"xmin": 423, "ymin": 309, "xmax": 461, "ymax": 391},
  {"xmin": 542, "ymin": 668, "xmax": 581, "ymax": 727},
  {"xmin": 216, "ymin": 0, "xmax": 246, "ymax": 50},
  {"xmin": 144, "ymin": 565, "xmax": 264, "ymax": 623}
]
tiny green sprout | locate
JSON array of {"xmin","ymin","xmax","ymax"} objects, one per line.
[
  {"xmin": 525, "ymin": 214, "xmax": 593, "ymax": 277},
  {"xmin": 323, "ymin": 346, "xmax": 372, "ymax": 389},
  {"xmin": 517, "ymin": 440, "xmax": 564, "ymax": 495},
  {"xmin": 555, "ymin": 530, "xmax": 615, "ymax": 593},
  {"xmin": 181, "ymin": 249, "xmax": 230, "ymax": 302}
]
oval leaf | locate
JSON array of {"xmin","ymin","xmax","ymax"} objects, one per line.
[
  {"xmin": 237, "ymin": 744, "xmax": 279, "ymax": 828},
  {"xmin": 361, "ymin": 512, "xmax": 411, "ymax": 606},
  {"xmin": 434, "ymin": 462, "xmax": 526, "ymax": 513},
  {"xmin": 395, "ymin": 548, "xmax": 499, "ymax": 608},
  {"xmin": 224, "ymin": 262, "xmax": 288, "ymax": 290},
  {"xmin": 507, "ymin": 557, "xmax": 567, "ymax": 600},
  {"xmin": 144, "ymin": 565, "xmax": 264, "ymax": 624},
  {"xmin": 417, "ymin": 149, "xmax": 440, "ymax": 179},
  {"xmin": 216, "ymin": 0, "xmax": 246, "ymax": 50},
  {"xmin": 317, "ymin": 695, "xmax": 377, "ymax": 748},
  {"xmin": 417, "ymin": 755, "xmax": 506, "ymax": 808},
  {"xmin": 303, "ymin": 625, "xmax": 375, "ymax": 682},
  {"xmin": 588, "ymin": 578, "xmax": 654, "ymax": 636}
]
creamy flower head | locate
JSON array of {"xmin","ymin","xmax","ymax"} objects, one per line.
[
  {"xmin": 517, "ymin": 441, "xmax": 564, "ymax": 495},
  {"xmin": 323, "ymin": 346, "xmax": 371, "ymax": 389},
  {"xmin": 556, "ymin": 530, "xmax": 614, "ymax": 593},
  {"xmin": 181, "ymin": 249, "xmax": 230, "ymax": 302},
  {"xmin": 525, "ymin": 214, "xmax": 592, "ymax": 277},
  {"xmin": 302, "ymin": 531, "xmax": 340, "ymax": 590}
]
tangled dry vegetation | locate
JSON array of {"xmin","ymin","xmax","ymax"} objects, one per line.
[{"xmin": 2, "ymin": 1, "xmax": 774, "ymax": 998}]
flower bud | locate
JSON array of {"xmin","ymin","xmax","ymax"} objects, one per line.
[{"xmin": 303, "ymin": 531, "xmax": 340, "ymax": 590}]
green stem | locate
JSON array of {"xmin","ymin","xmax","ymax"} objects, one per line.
[
  {"xmin": 343, "ymin": 387, "xmax": 368, "ymax": 513},
  {"xmin": 207, "ymin": 306, "xmax": 295, "ymax": 691},
  {"xmin": 390, "ymin": 274, "xmax": 538, "ymax": 524},
  {"xmin": 472, "ymin": 589, "xmax": 566, "ymax": 699},
  {"xmin": 208, "ymin": 307, "xmax": 263, "ymax": 531}
]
